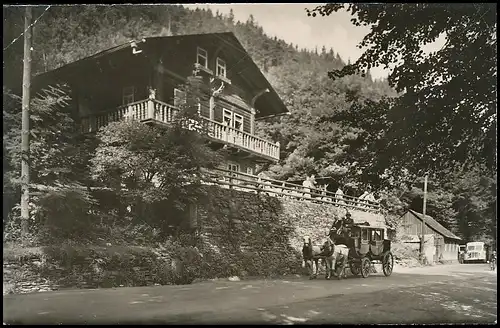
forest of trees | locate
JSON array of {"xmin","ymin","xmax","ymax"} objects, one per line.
[{"xmin": 3, "ymin": 5, "xmax": 496, "ymax": 244}]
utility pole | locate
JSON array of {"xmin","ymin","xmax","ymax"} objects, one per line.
[
  {"xmin": 21, "ymin": 6, "xmax": 33, "ymax": 242},
  {"xmin": 420, "ymin": 173, "xmax": 428, "ymax": 261}
]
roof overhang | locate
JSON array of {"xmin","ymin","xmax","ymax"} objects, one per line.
[
  {"xmin": 32, "ymin": 32, "xmax": 289, "ymax": 119},
  {"xmin": 406, "ymin": 209, "xmax": 462, "ymax": 241}
]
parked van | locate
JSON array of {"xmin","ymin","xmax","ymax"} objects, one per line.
[{"xmin": 464, "ymin": 241, "xmax": 488, "ymax": 263}]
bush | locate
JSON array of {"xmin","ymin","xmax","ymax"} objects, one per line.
[
  {"xmin": 3, "ymin": 244, "xmax": 45, "ymax": 262},
  {"xmin": 391, "ymin": 242, "xmax": 422, "ymax": 267},
  {"xmin": 152, "ymin": 239, "xmax": 205, "ymax": 285}
]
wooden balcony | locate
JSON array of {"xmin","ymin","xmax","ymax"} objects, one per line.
[{"xmin": 81, "ymin": 98, "xmax": 280, "ymax": 161}]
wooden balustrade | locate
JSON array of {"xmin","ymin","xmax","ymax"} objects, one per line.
[
  {"xmin": 154, "ymin": 100, "xmax": 177, "ymax": 123},
  {"xmin": 201, "ymin": 167, "xmax": 381, "ymax": 213},
  {"xmin": 80, "ymin": 99, "xmax": 280, "ymax": 160},
  {"xmin": 202, "ymin": 118, "xmax": 280, "ymax": 160}
]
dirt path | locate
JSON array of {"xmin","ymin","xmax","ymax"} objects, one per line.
[{"xmin": 3, "ymin": 264, "xmax": 496, "ymax": 324}]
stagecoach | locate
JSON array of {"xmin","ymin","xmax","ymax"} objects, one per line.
[{"xmin": 334, "ymin": 224, "xmax": 394, "ymax": 278}]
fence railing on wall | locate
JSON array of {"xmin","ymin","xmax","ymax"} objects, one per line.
[{"xmin": 201, "ymin": 168, "xmax": 381, "ymax": 213}]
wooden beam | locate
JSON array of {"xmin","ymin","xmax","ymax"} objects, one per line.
[{"xmin": 251, "ymin": 88, "xmax": 270, "ymax": 108}]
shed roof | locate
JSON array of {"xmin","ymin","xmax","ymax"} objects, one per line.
[{"xmin": 406, "ymin": 209, "xmax": 462, "ymax": 241}]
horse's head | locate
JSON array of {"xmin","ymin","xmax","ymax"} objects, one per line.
[
  {"xmin": 302, "ymin": 236, "xmax": 314, "ymax": 261},
  {"xmin": 321, "ymin": 238, "xmax": 335, "ymax": 255}
]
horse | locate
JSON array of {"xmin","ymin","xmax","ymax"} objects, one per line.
[
  {"xmin": 302, "ymin": 236, "xmax": 335, "ymax": 280},
  {"xmin": 327, "ymin": 218, "xmax": 353, "ymax": 280},
  {"xmin": 331, "ymin": 243, "xmax": 350, "ymax": 279}
]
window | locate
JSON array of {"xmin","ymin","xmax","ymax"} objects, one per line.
[
  {"xmin": 221, "ymin": 108, "xmax": 244, "ymax": 130},
  {"xmin": 233, "ymin": 113, "xmax": 243, "ymax": 131},
  {"xmin": 197, "ymin": 47, "xmax": 208, "ymax": 68},
  {"xmin": 228, "ymin": 163, "xmax": 240, "ymax": 172},
  {"xmin": 372, "ymin": 230, "xmax": 382, "ymax": 241},
  {"xmin": 246, "ymin": 167, "xmax": 254, "ymax": 175},
  {"xmin": 222, "ymin": 109, "xmax": 232, "ymax": 126},
  {"xmin": 174, "ymin": 88, "xmax": 186, "ymax": 107},
  {"xmin": 216, "ymin": 57, "xmax": 226, "ymax": 77},
  {"xmin": 122, "ymin": 86, "xmax": 135, "ymax": 105},
  {"xmin": 227, "ymin": 163, "xmax": 240, "ymax": 184},
  {"xmin": 361, "ymin": 229, "xmax": 369, "ymax": 241}
]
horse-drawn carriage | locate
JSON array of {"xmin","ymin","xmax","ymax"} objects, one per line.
[
  {"xmin": 338, "ymin": 224, "xmax": 394, "ymax": 278},
  {"xmin": 302, "ymin": 212, "xmax": 394, "ymax": 280}
]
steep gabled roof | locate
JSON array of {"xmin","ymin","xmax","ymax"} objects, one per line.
[
  {"xmin": 33, "ymin": 32, "xmax": 288, "ymax": 119},
  {"xmin": 407, "ymin": 209, "xmax": 462, "ymax": 240}
]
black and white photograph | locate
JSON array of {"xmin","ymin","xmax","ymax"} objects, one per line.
[{"xmin": 3, "ymin": 3, "xmax": 497, "ymax": 325}]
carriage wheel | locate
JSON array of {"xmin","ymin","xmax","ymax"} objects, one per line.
[
  {"xmin": 350, "ymin": 261, "xmax": 361, "ymax": 276},
  {"xmin": 382, "ymin": 251, "xmax": 394, "ymax": 277},
  {"xmin": 360, "ymin": 257, "xmax": 371, "ymax": 278}
]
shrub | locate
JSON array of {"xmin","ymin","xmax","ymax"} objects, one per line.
[{"xmin": 152, "ymin": 239, "xmax": 205, "ymax": 285}]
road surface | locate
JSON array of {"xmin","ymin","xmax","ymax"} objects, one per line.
[{"xmin": 3, "ymin": 263, "xmax": 497, "ymax": 325}]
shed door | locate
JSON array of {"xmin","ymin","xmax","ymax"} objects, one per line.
[{"xmin": 435, "ymin": 235, "xmax": 445, "ymax": 261}]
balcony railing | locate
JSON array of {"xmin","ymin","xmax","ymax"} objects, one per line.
[
  {"xmin": 81, "ymin": 98, "xmax": 280, "ymax": 161},
  {"xmin": 202, "ymin": 118, "xmax": 279, "ymax": 161}
]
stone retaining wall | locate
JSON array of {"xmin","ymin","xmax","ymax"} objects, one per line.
[
  {"xmin": 2, "ymin": 246, "xmax": 176, "ymax": 295},
  {"xmin": 4, "ymin": 186, "xmax": 386, "ymax": 294}
]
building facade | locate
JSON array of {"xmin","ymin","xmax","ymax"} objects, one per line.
[
  {"xmin": 33, "ymin": 32, "xmax": 288, "ymax": 174},
  {"xmin": 397, "ymin": 209, "xmax": 462, "ymax": 263}
]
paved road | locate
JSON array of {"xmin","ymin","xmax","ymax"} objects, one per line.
[{"xmin": 3, "ymin": 264, "xmax": 497, "ymax": 325}]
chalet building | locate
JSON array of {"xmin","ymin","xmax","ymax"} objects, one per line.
[
  {"xmin": 397, "ymin": 209, "xmax": 462, "ymax": 263},
  {"xmin": 31, "ymin": 32, "xmax": 384, "ymax": 216},
  {"xmin": 32, "ymin": 32, "xmax": 289, "ymax": 175}
]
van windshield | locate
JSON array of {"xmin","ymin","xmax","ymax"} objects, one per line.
[{"xmin": 467, "ymin": 245, "xmax": 476, "ymax": 251}]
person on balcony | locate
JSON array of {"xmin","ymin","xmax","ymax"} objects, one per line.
[
  {"xmin": 148, "ymin": 87, "xmax": 156, "ymax": 99},
  {"xmin": 364, "ymin": 189, "xmax": 376, "ymax": 208},
  {"xmin": 358, "ymin": 186, "xmax": 372, "ymax": 208},
  {"xmin": 319, "ymin": 183, "xmax": 330, "ymax": 201},
  {"xmin": 302, "ymin": 175, "xmax": 317, "ymax": 200},
  {"xmin": 335, "ymin": 186, "xmax": 345, "ymax": 205},
  {"xmin": 310, "ymin": 175, "xmax": 317, "ymax": 197}
]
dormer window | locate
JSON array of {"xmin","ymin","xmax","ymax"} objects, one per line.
[
  {"xmin": 122, "ymin": 86, "xmax": 135, "ymax": 105},
  {"xmin": 216, "ymin": 57, "xmax": 226, "ymax": 78},
  {"xmin": 197, "ymin": 47, "xmax": 208, "ymax": 68}
]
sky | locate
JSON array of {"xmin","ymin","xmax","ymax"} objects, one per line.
[{"xmin": 184, "ymin": 3, "xmax": 446, "ymax": 80}]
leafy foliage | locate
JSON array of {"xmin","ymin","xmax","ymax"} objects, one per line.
[
  {"xmin": 307, "ymin": 3, "xmax": 497, "ymax": 175},
  {"xmin": 3, "ymin": 85, "xmax": 93, "ymax": 187},
  {"xmin": 3, "ymin": 85, "xmax": 98, "ymax": 244},
  {"xmin": 3, "ymin": 4, "xmax": 495, "ymax": 244},
  {"xmin": 90, "ymin": 76, "xmax": 224, "ymax": 234}
]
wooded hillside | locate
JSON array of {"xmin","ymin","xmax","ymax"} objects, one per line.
[{"xmin": 3, "ymin": 5, "xmax": 496, "ymax": 244}]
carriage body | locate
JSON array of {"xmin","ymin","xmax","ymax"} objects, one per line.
[
  {"xmin": 335, "ymin": 224, "xmax": 394, "ymax": 278},
  {"xmin": 348, "ymin": 225, "xmax": 390, "ymax": 260}
]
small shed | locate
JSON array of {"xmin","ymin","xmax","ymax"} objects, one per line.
[{"xmin": 398, "ymin": 209, "xmax": 462, "ymax": 263}]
